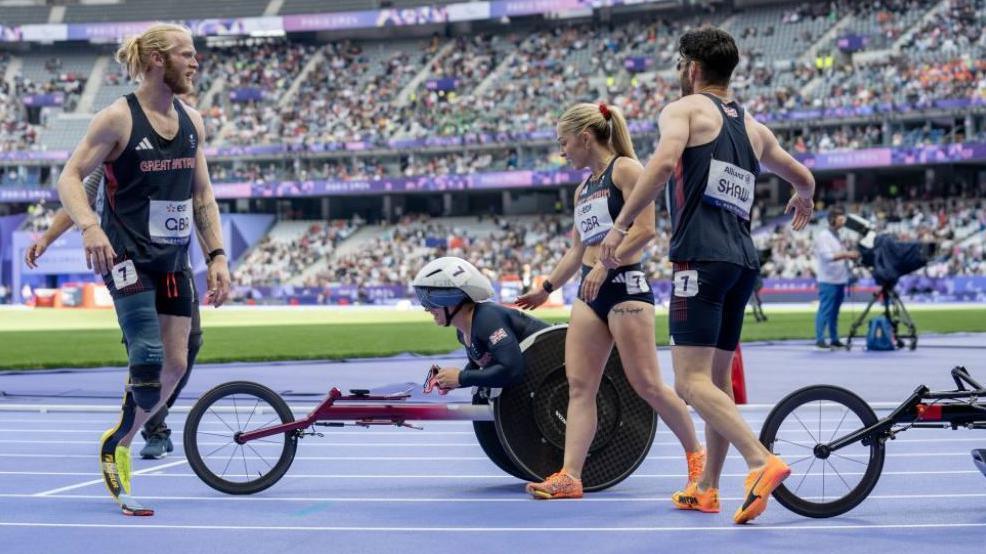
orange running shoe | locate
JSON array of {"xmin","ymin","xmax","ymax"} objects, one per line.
[
  {"xmin": 686, "ymin": 449, "xmax": 706, "ymax": 485},
  {"xmin": 671, "ymin": 482, "xmax": 720, "ymax": 513},
  {"xmin": 733, "ymin": 455, "xmax": 791, "ymax": 524},
  {"xmin": 526, "ymin": 471, "xmax": 583, "ymax": 499}
]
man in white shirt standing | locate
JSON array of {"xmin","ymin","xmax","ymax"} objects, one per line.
[{"xmin": 814, "ymin": 206, "xmax": 859, "ymax": 349}]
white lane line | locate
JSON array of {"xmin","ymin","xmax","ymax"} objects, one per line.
[
  {"xmin": 0, "ymin": 418, "xmax": 480, "ymax": 426},
  {"xmin": 0, "ymin": 469, "xmax": 981, "ymax": 479},
  {"xmin": 0, "ymin": 404, "xmax": 311, "ymax": 414},
  {"xmin": 31, "ymin": 459, "xmax": 188, "ymax": 497},
  {"xmin": 0, "ymin": 428, "xmax": 976, "ymax": 440},
  {"xmin": 0, "ymin": 416, "xmax": 849, "ymax": 424},
  {"xmin": 2, "ymin": 436, "xmax": 982, "ymax": 447},
  {"xmin": 0, "ymin": 402, "xmax": 817, "ymax": 413},
  {"xmin": 6, "ymin": 493, "xmax": 986, "ymax": 503},
  {"xmin": 0, "ymin": 451, "xmax": 980, "ymax": 460},
  {"xmin": 0, "ymin": 521, "xmax": 984, "ymax": 532},
  {"xmin": 0, "ymin": 440, "xmax": 486, "ymax": 447},
  {"xmin": 0, "ymin": 429, "xmax": 480, "ymax": 435}
]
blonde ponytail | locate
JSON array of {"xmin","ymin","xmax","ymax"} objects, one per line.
[
  {"xmin": 115, "ymin": 23, "xmax": 191, "ymax": 82},
  {"xmin": 115, "ymin": 36, "xmax": 142, "ymax": 82},
  {"xmin": 557, "ymin": 102, "xmax": 637, "ymax": 161},
  {"xmin": 605, "ymin": 104, "xmax": 636, "ymax": 161}
]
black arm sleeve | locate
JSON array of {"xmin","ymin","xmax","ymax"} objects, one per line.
[
  {"xmin": 83, "ymin": 166, "xmax": 104, "ymax": 207},
  {"xmin": 458, "ymin": 308, "xmax": 525, "ymax": 388}
]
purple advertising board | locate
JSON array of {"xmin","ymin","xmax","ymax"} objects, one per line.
[
  {"xmin": 4, "ymin": 142, "xmax": 986, "ymax": 202},
  {"xmin": 755, "ymin": 97, "xmax": 985, "ymax": 123},
  {"xmin": 490, "ymin": 0, "xmax": 591, "ymax": 17},
  {"xmin": 22, "ymin": 93, "xmax": 65, "ymax": 108},
  {"xmin": 2, "ymin": 1, "xmax": 673, "ymax": 43},
  {"xmin": 228, "ymin": 87, "xmax": 266, "ymax": 102},
  {"xmin": 231, "ymin": 275, "xmax": 986, "ymax": 306},
  {"xmin": 283, "ymin": 6, "xmax": 450, "ymax": 33}
]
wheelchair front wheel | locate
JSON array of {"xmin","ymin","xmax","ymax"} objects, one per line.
[
  {"xmin": 760, "ymin": 385, "xmax": 885, "ymax": 518},
  {"xmin": 184, "ymin": 381, "xmax": 298, "ymax": 495}
]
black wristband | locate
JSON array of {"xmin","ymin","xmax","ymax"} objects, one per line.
[
  {"xmin": 207, "ymin": 248, "xmax": 226, "ymax": 264},
  {"xmin": 542, "ymin": 280, "xmax": 554, "ymax": 294}
]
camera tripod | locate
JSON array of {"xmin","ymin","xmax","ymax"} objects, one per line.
[
  {"xmin": 845, "ymin": 283, "xmax": 917, "ymax": 350},
  {"xmin": 749, "ymin": 287, "xmax": 768, "ymax": 322}
]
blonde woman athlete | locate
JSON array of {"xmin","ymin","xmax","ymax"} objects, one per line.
[{"xmin": 517, "ymin": 102, "xmax": 704, "ymax": 500}]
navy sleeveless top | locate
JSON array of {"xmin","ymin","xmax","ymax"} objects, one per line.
[
  {"xmin": 102, "ymin": 93, "xmax": 198, "ymax": 272},
  {"xmin": 666, "ymin": 93, "xmax": 760, "ymax": 269},
  {"xmin": 574, "ymin": 156, "xmax": 626, "ymax": 245},
  {"xmin": 456, "ymin": 303, "xmax": 549, "ymax": 388}
]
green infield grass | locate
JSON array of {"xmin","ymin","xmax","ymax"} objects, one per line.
[{"xmin": 0, "ymin": 305, "xmax": 983, "ymax": 370}]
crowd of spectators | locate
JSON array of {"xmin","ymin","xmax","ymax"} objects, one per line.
[
  {"xmin": 5, "ymin": 3, "xmax": 986, "ymax": 291},
  {"xmin": 897, "ymin": 0, "xmax": 985, "ymax": 62},
  {"xmin": 208, "ymin": 148, "xmax": 522, "ymax": 183},
  {"xmin": 17, "ymin": 193, "xmax": 986, "ymax": 296},
  {"xmin": 232, "ymin": 219, "xmax": 360, "ymax": 287},
  {"xmin": 225, "ymin": 195, "xmax": 984, "ymax": 293},
  {"xmin": 302, "ymin": 214, "xmax": 577, "ymax": 290},
  {"xmin": 758, "ymin": 196, "xmax": 986, "ymax": 280},
  {"xmin": 776, "ymin": 122, "xmax": 978, "ymax": 153},
  {"xmin": 2, "ymin": 2, "xmax": 985, "ymax": 156}
]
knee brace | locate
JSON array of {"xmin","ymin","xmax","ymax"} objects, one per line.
[
  {"xmin": 116, "ymin": 292, "xmax": 164, "ymax": 412},
  {"xmin": 129, "ymin": 334, "xmax": 163, "ymax": 411},
  {"xmin": 129, "ymin": 361, "xmax": 162, "ymax": 411}
]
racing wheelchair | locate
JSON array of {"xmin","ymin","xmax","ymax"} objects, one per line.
[
  {"xmin": 760, "ymin": 365, "xmax": 986, "ymax": 518},
  {"xmin": 183, "ymin": 325, "xmax": 658, "ymax": 494}
]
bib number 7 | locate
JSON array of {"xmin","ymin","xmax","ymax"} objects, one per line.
[{"xmin": 673, "ymin": 269, "xmax": 699, "ymax": 298}]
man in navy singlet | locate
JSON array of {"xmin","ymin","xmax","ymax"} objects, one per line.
[
  {"xmin": 56, "ymin": 23, "xmax": 230, "ymax": 516},
  {"xmin": 26, "ymin": 117, "xmax": 204, "ymax": 460},
  {"xmin": 599, "ymin": 27, "xmax": 815, "ymax": 524}
]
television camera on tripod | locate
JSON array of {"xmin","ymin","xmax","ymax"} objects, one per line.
[{"xmin": 843, "ymin": 214, "xmax": 937, "ymax": 350}]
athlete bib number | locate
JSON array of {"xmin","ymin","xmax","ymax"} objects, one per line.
[
  {"xmin": 148, "ymin": 199, "xmax": 192, "ymax": 245},
  {"xmin": 703, "ymin": 159, "xmax": 755, "ymax": 220},
  {"xmin": 673, "ymin": 269, "xmax": 699, "ymax": 298},
  {"xmin": 111, "ymin": 259, "xmax": 138, "ymax": 289},
  {"xmin": 624, "ymin": 270, "xmax": 650, "ymax": 295},
  {"xmin": 575, "ymin": 196, "xmax": 614, "ymax": 245}
]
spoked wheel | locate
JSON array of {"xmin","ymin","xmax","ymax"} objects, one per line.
[
  {"xmin": 760, "ymin": 385, "xmax": 886, "ymax": 518},
  {"xmin": 184, "ymin": 381, "xmax": 298, "ymax": 495}
]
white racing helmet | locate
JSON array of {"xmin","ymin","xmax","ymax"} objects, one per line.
[{"xmin": 412, "ymin": 257, "xmax": 494, "ymax": 319}]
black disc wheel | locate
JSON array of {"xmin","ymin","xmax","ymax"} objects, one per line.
[
  {"xmin": 760, "ymin": 385, "xmax": 885, "ymax": 518},
  {"xmin": 472, "ymin": 393, "xmax": 536, "ymax": 481},
  {"xmin": 495, "ymin": 326, "xmax": 657, "ymax": 492},
  {"xmin": 184, "ymin": 381, "xmax": 298, "ymax": 495}
]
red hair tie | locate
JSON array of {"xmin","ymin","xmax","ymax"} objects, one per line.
[{"xmin": 598, "ymin": 102, "xmax": 611, "ymax": 120}]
